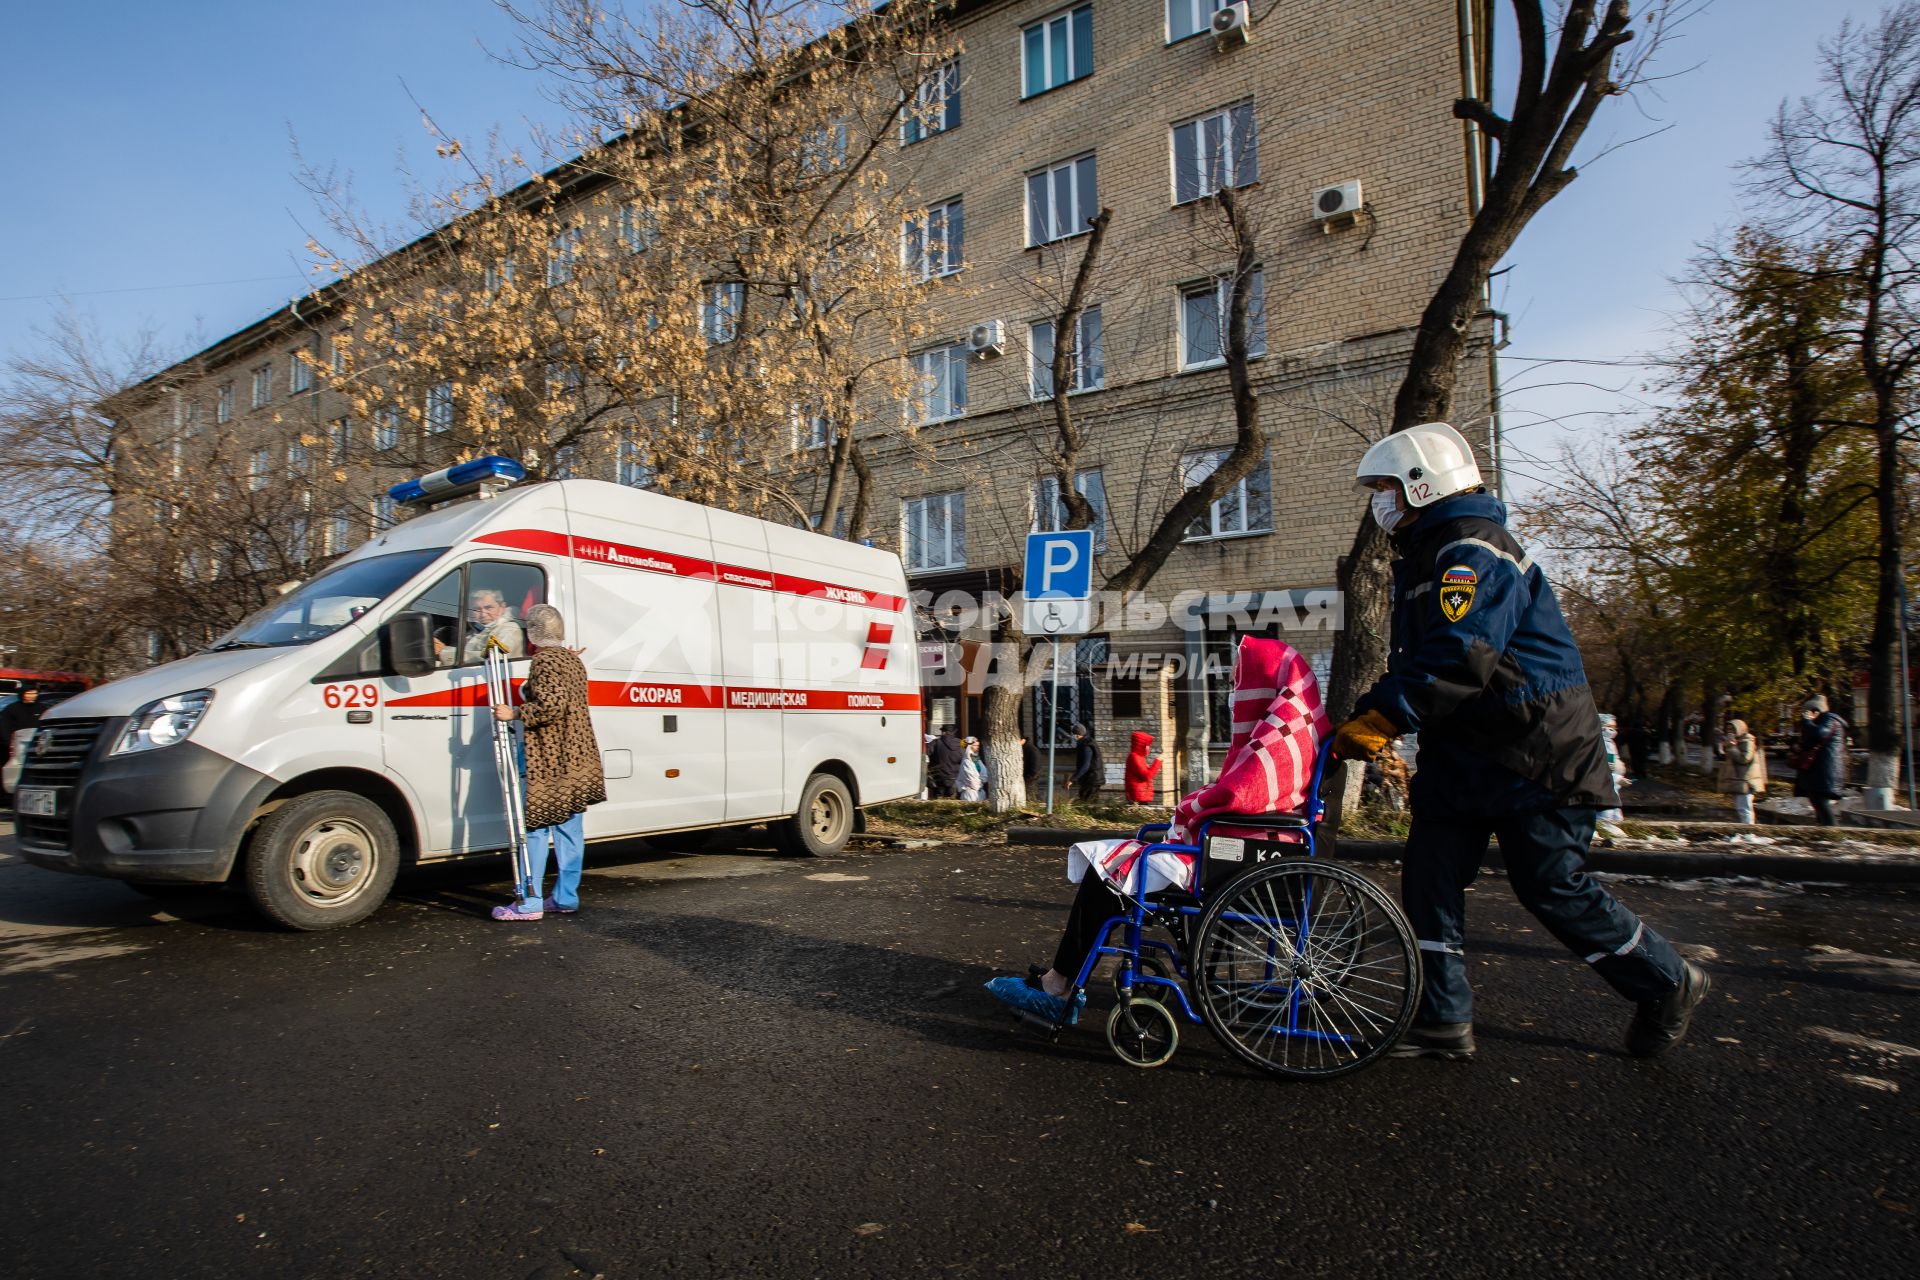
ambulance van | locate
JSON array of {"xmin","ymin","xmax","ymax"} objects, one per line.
[{"xmin": 14, "ymin": 459, "xmax": 924, "ymax": 929}]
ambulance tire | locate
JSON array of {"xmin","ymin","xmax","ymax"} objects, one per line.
[
  {"xmin": 775, "ymin": 773, "xmax": 854, "ymax": 857},
  {"xmin": 243, "ymin": 791, "xmax": 401, "ymax": 931}
]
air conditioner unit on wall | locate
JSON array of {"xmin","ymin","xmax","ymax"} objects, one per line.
[
  {"xmin": 1312, "ymin": 180, "xmax": 1365, "ymax": 227},
  {"xmin": 967, "ymin": 320, "xmax": 1006, "ymax": 358},
  {"xmin": 1212, "ymin": 2, "xmax": 1252, "ymax": 47}
]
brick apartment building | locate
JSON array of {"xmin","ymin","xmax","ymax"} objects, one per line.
[{"xmin": 106, "ymin": 0, "xmax": 1497, "ymax": 799}]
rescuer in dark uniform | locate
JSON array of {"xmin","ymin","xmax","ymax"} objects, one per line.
[{"xmin": 1333, "ymin": 422, "xmax": 1708, "ymax": 1060}]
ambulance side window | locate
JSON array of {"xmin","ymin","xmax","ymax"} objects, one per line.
[
  {"xmin": 400, "ymin": 570, "xmax": 466, "ymax": 669},
  {"xmin": 452, "ymin": 562, "xmax": 547, "ymax": 668}
]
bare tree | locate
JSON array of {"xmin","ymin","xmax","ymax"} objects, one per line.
[{"xmin": 1324, "ymin": 0, "xmax": 1693, "ymax": 723}]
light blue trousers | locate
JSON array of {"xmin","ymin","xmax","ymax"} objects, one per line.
[{"xmin": 517, "ymin": 809, "xmax": 584, "ymax": 912}]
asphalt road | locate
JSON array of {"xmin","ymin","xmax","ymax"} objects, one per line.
[{"xmin": 2, "ymin": 826, "xmax": 1916, "ymax": 1279}]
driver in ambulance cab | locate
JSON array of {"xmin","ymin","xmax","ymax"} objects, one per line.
[
  {"xmin": 436, "ymin": 588, "xmax": 526, "ymax": 666},
  {"xmin": 1332, "ymin": 422, "xmax": 1708, "ymax": 1062}
]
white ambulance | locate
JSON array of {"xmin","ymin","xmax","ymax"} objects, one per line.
[{"xmin": 14, "ymin": 459, "xmax": 923, "ymax": 929}]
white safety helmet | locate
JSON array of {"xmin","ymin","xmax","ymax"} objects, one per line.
[{"xmin": 1353, "ymin": 422, "xmax": 1482, "ymax": 508}]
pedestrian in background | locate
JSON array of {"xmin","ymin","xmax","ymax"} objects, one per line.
[
  {"xmin": 489, "ymin": 604, "xmax": 606, "ymax": 921},
  {"xmin": 1069, "ymin": 723, "xmax": 1102, "ymax": 803},
  {"xmin": 1792, "ymin": 695, "xmax": 1848, "ymax": 826},
  {"xmin": 957, "ymin": 736, "xmax": 988, "ymax": 802},
  {"xmin": 1717, "ymin": 717, "xmax": 1766, "ymax": 824},
  {"xmin": 927, "ymin": 724, "xmax": 966, "ymax": 799},
  {"xmin": 0, "ymin": 688, "xmax": 46, "ymax": 802},
  {"xmin": 1124, "ymin": 730, "xmax": 1162, "ymax": 804}
]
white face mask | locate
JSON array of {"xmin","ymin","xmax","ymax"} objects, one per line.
[{"xmin": 1370, "ymin": 488, "xmax": 1408, "ymax": 533}]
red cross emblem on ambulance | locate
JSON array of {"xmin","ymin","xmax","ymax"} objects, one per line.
[{"xmin": 860, "ymin": 622, "xmax": 893, "ymax": 670}]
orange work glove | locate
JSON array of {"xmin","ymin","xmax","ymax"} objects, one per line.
[{"xmin": 1332, "ymin": 709, "xmax": 1400, "ymax": 762}]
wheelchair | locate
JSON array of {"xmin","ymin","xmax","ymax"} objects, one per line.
[{"xmin": 1030, "ymin": 742, "xmax": 1421, "ymax": 1079}]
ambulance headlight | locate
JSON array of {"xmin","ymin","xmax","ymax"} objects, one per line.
[{"xmin": 111, "ymin": 690, "xmax": 214, "ymax": 756}]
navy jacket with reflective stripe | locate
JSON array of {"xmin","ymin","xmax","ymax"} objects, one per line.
[{"xmin": 1356, "ymin": 492, "xmax": 1616, "ymax": 813}]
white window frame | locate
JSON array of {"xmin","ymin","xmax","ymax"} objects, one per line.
[
  {"xmin": 484, "ymin": 259, "xmax": 516, "ymax": 295},
  {"xmin": 702, "ymin": 282, "xmax": 745, "ymax": 344},
  {"xmin": 901, "ymin": 490, "xmax": 967, "ymax": 573},
  {"xmin": 375, "ymin": 406, "xmax": 401, "ymax": 451},
  {"xmin": 1172, "ymin": 100, "xmax": 1258, "ymax": 205},
  {"xmin": 425, "ymin": 382, "xmax": 455, "ymax": 434},
  {"xmin": 248, "ymin": 447, "xmax": 271, "ymax": 492},
  {"xmin": 903, "ymin": 58, "xmax": 961, "ymax": 144},
  {"xmin": 793, "ymin": 403, "xmax": 835, "ymax": 452},
  {"xmin": 618, "ymin": 206, "xmax": 657, "ymax": 254},
  {"xmin": 1178, "ymin": 268, "xmax": 1266, "ymax": 370},
  {"xmin": 326, "ymin": 511, "xmax": 352, "ymax": 556},
  {"xmin": 370, "ymin": 495, "xmax": 396, "ymax": 531},
  {"xmin": 1167, "ymin": 0, "xmax": 1232, "ymax": 42},
  {"xmin": 329, "ymin": 417, "xmax": 351, "ymax": 461},
  {"xmin": 1029, "ymin": 307, "xmax": 1105, "ymax": 399},
  {"xmin": 1033, "ymin": 467, "xmax": 1108, "ymax": 551},
  {"xmin": 907, "ymin": 343, "xmax": 968, "ymax": 424},
  {"xmin": 1021, "ymin": 3, "xmax": 1094, "ymax": 99},
  {"xmin": 1026, "ymin": 153, "xmax": 1097, "ymax": 247},
  {"xmin": 618, "ymin": 435, "xmax": 655, "ymax": 488},
  {"xmin": 1181, "ymin": 448, "xmax": 1273, "ymax": 541},
  {"xmin": 330, "ymin": 334, "xmax": 348, "ymax": 377},
  {"xmin": 217, "ymin": 383, "xmax": 233, "ymax": 424},
  {"xmin": 250, "ymin": 364, "xmax": 272, "ymax": 409},
  {"xmin": 290, "ymin": 351, "xmax": 313, "ymax": 395},
  {"xmin": 902, "ymin": 197, "xmax": 965, "ymax": 282},
  {"xmin": 287, "ymin": 442, "xmax": 309, "ymax": 475},
  {"xmin": 545, "ymin": 227, "xmax": 582, "ymax": 287}
]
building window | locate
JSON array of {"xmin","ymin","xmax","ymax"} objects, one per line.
[
  {"xmin": 702, "ymin": 282, "xmax": 745, "ymax": 344},
  {"xmin": 249, "ymin": 447, "xmax": 271, "ymax": 491},
  {"xmin": 618, "ymin": 205, "xmax": 657, "ymax": 254},
  {"xmin": 618, "ymin": 435, "xmax": 655, "ymax": 488},
  {"xmin": 1168, "ymin": 0, "xmax": 1233, "ymax": 42},
  {"xmin": 251, "ymin": 364, "xmax": 272, "ymax": 409},
  {"xmin": 551, "ymin": 445, "xmax": 577, "ymax": 480},
  {"xmin": 1179, "ymin": 269, "xmax": 1266, "ymax": 369},
  {"xmin": 330, "ymin": 334, "xmax": 348, "ymax": 377},
  {"xmin": 1027, "ymin": 154, "xmax": 1097, "ymax": 246},
  {"xmin": 1029, "ymin": 307, "xmax": 1105, "ymax": 398},
  {"xmin": 1109, "ymin": 663, "xmax": 1144, "ymax": 718},
  {"xmin": 793, "ymin": 404, "xmax": 834, "ymax": 452},
  {"xmin": 903, "ymin": 58, "xmax": 961, "ymax": 144},
  {"xmin": 1033, "ymin": 635, "xmax": 1105, "ymax": 747},
  {"xmin": 1023, "ymin": 4, "xmax": 1094, "ymax": 99},
  {"xmin": 329, "ymin": 417, "xmax": 352, "ymax": 461},
  {"xmin": 1033, "ymin": 468, "xmax": 1108, "ymax": 551},
  {"xmin": 799, "ymin": 120, "xmax": 850, "ymax": 174},
  {"xmin": 907, "ymin": 343, "xmax": 968, "ymax": 424},
  {"xmin": 903, "ymin": 198, "xmax": 965, "ymax": 282},
  {"xmin": 546, "ymin": 227, "xmax": 583, "ymax": 287},
  {"xmin": 326, "ymin": 511, "xmax": 353, "ymax": 556},
  {"xmin": 289, "ymin": 515, "xmax": 310, "ymax": 565},
  {"xmin": 169, "ymin": 438, "xmax": 184, "ymax": 480},
  {"xmin": 217, "ymin": 382, "xmax": 234, "ymax": 424},
  {"xmin": 1181, "ymin": 448, "xmax": 1273, "ymax": 540},
  {"xmin": 426, "ymin": 382, "xmax": 455, "ymax": 434},
  {"xmin": 290, "ymin": 351, "xmax": 313, "ymax": 394},
  {"xmin": 1172, "ymin": 100, "xmax": 1258, "ymax": 204},
  {"xmin": 371, "ymin": 495, "xmax": 396, "ymax": 530},
  {"xmin": 146, "ymin": 631, "xmax": 164, "ymax": 662},
  {"xmin": 375, "ymin": 406, "xmax": 401, "ymax": 451},
  {"xmin": 484, "ymin": 260, "xmax": 516, "ymax": 295},
  {"xmin": 287, "ymin": 442, "xmax": 309, "ymax": 475},
  {"xmin": 902, "ymin": 489, "xmax": 966, "ymax": 572}
]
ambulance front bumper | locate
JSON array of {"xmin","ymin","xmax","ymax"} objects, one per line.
[{"xmin": 13, "ymin": 732, "xmax": 275, "ymax": 884}]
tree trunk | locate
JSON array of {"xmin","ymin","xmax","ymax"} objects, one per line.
[{"xmin": 982, "ymin": 672, "xmax": 1027, "ymax": 814}]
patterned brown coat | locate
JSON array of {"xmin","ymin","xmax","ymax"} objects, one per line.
[{"xmin": 518, "ymin": 646, "xmax": 607, "ymax": 829}]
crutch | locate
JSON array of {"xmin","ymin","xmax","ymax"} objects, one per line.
[{"xmin": 484, "ymin": 638, "xmax": 536, "ymax": 906}]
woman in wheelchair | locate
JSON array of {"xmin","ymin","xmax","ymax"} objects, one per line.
[{"xmin": 985, "ymin": 636, "xmax": 1330, "ymax": 1027}]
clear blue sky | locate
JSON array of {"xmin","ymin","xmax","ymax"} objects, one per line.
[{"xmin": 0, "ymin": 0, "xmax": 1895, "ymax": 488}]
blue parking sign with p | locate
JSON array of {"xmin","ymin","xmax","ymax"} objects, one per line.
[{"xmin": 1025, "ymin": 530, "xmax": 1094, "ymax": 600}]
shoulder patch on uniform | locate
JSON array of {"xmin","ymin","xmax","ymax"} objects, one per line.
[{"xmin": 1439, "ymin": 564, "xmax": 1477, "ymax": 622}]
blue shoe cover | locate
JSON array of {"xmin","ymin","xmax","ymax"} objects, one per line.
[{"xmin": 984, "ymin": 974, "xmax": 1085, "ymax": 1027}]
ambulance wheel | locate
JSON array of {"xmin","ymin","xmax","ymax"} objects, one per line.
[
  {"xmin": 775, "ymin": 773, "xmax": 854, "ymax": 856},
  {"xmin": 243, "ymin": 791, "xmax": 400, "ymax": 931}
]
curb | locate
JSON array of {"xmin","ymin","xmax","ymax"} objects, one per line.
[{"xmin": 1000, "ymin": 826, "xmax": 1920, "ymax": 886}]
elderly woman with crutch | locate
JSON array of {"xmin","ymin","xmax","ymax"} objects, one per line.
[{"xmin": 488, "ymin": 604, "xmax": 607, "ymax": 921}]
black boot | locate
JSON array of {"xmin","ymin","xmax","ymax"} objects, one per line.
[
  {"xmin": 1626, "ymin": 961, "xmax": 1710, "ymax": 1058},
  {"xmin": 1388, "ymin": 1021, "xmax": 1476, "ymax": 1060}
]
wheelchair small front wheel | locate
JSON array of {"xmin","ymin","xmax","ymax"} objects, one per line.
[
  {"xmin": 1111, "ymin": 954, "xmax": 1174, "ymax": 1007},
  {"xmin": 1106, "ymin": 998, "xmax": 1178, "ymax": 1068}
]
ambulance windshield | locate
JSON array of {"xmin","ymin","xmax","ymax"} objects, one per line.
[{"xmin": 210, "ymin": 549, "xmax": 447, "ymax": 650}]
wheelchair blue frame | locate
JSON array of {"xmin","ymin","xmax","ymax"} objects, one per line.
[{"xmin": 1070, "ymin": 738, "xmax": 1354, "ymax": 1047}]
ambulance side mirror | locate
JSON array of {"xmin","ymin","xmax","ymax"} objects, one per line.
[{"xmin": 386, "ymin": 612, "xmax": 438, "ymax": 678}]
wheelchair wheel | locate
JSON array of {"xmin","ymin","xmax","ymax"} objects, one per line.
[
  {"xmin": 1105, "ymin": 998, "xmax": 1178, "ymax": 1068},
  {"xmin": 1111, "ymin": 953, "xmax": 1175, "ymax": 1007},
  {"xmin": 1192, "ymin": 860, "xmax": 1418, "ymax": 1079}
]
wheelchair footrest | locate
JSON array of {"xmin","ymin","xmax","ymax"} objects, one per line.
[{"xmin": 1013, "ymin": 1008, "xmax": 1066, "ymax": 1039}]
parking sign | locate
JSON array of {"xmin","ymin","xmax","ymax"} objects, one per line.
[{"xmin": 1021, "ymin": 530, "xmax": 1094, "ymax": 635}]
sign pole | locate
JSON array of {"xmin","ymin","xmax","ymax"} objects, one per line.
[{"xmin": 1045, "ymin": 636, "xmax": 1059, "ymax": 814}]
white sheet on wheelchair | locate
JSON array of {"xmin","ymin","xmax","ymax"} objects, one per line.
[{"xmin": 1066, "ymin": 838, "xmax": 1196, "ymax": 896}]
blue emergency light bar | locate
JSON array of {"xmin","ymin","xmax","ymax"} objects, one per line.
[{"xmin": 388, "ymin": 455, "xmax": 527, "ymax": 506}]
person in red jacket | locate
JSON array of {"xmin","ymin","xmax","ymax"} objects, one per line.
[{"xmin": 1124, "ymin": 730, "xmax": 1162, "ymax": 804}]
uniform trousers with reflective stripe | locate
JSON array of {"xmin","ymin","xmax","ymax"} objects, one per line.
[{"xmin": 1402, "ymin": 806, "xmax": 1684, "ymax": 1025}]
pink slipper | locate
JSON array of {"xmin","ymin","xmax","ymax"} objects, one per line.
[{"xmin": 490, "ymin": 902, "xmax": 544, "ymax": 921}]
